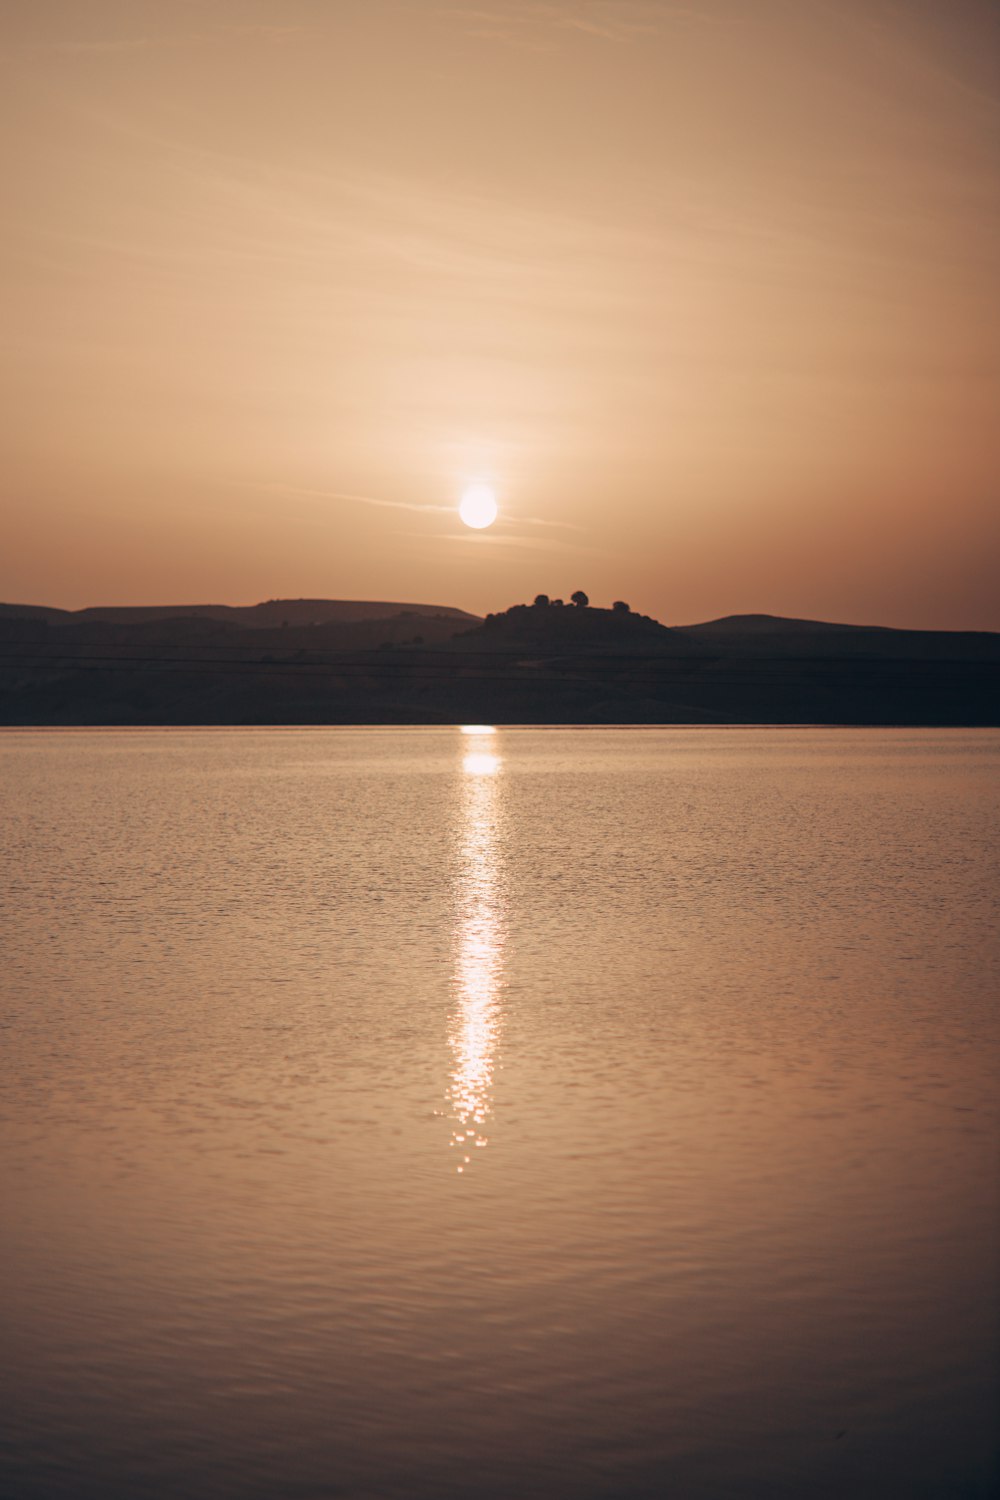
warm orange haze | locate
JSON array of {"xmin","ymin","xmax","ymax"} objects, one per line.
[
  {"xmin": 2, "ymin": 14, "xmax": 1000, "ymax": 1494},
  {"xmin": 2, "ymin": 0, "xmax": 998, "ymax": 628}
]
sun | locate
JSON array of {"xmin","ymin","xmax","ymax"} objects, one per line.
[{"xmin": 459, "ymin": 483, "xmax": 498, "ymax": 530}]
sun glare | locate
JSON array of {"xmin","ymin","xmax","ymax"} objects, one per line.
[{"xmin": 459, "ymin": 483, "xmax": 498, "ymax": 530}]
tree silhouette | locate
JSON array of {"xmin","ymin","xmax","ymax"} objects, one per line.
[
  {"xmin": 533, "ymin": 593, "xmax": 550, "ymax": 607},
  {"xmin": 612, "ymin": 600, "xmax": 630, "ymax": 613},
  {"xmin": 570, "ymin": 590, "xmax": 589, "ymax": 608}
]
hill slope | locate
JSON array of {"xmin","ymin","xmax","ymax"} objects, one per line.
[{"xmin": 679, "ymin": 614, "xmax": 999, "ymax": 660}]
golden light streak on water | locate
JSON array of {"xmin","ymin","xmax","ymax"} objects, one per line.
[
  {"xmin": 449, "ymin": 729, "xmax": 505, "ymax": 1170},
  {"xmin": 462, "ymin": 752, "xmax": 500, "ymax": 777}
]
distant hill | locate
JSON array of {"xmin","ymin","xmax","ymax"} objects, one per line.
[
  {"xmin": 682, "ymin": 613, "xmax": 871, "ymax": 634},
  {"xmin": 0, "ymin": 597, "xmax": 480, "ymax": 629},
  {"xmin": 679, "ymin": 614, "xmax": 1000, "ymax": 661}
]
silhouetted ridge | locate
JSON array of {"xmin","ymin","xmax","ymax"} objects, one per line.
[
  {"xmin": 682, "ymin": 613, "xmax": 875, "ymax": 634},
  {"xmin": 0, "ymin": 597, "xmax": 480, "ymax": 629},
  {"xmin": 678, "ymin": 614, "xmax": 1000, "ymax": 661}
]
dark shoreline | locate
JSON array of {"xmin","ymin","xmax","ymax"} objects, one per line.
[{"xmin": 2, "ymin": 651, "xmax": 995, "ymax": 726}]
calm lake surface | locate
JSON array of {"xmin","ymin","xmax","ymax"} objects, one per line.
[{"xmin": 2, "ymin": 727, "xmax": 998, "ymax": 1499}]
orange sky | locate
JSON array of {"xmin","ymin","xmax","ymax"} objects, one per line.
[{"xmin": 2, "ymin": 0, "xmax": 998, "ymax": 628}]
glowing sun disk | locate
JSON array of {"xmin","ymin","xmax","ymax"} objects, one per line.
[{"xmin": 459, "ymin": 483, "xmax": 498, "ymax": 529}]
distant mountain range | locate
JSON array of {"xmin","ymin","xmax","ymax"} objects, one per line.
[{"xmin": 0, "ymin": 596, "xmax": 996, "ymax": 725}]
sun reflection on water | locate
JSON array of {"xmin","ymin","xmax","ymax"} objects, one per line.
[
  {"xmin": 463, "ymin": 751, "xmax": 500, "ymax": 777},
  {"xmin": 449, "ymin": 728, "xmax": 505, "ymax": 1172}
]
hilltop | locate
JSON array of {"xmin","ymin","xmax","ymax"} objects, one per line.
[{"xmin": 453, "ymin": 595, "xmax": 680, "ymax": 652}]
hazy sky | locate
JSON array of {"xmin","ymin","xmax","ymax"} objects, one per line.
[{"xmin": 2, "ymin": 0, "xmax": 998, "ymax": 627}]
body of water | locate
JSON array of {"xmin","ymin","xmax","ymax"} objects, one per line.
[{"xmin": 2, "ymin": 727, "xmax": 998, "ymax": 1498}]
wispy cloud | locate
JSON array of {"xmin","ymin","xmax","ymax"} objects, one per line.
[
  {"xmin": 259, "ymin": 483, "xmax": 454, "ymax": 517},
  {"xmin": 438, "ymin": 2, "xmax": 652, "ymax": 47},
  {"xmin": 261, "ymin": 482, "xmax": 581, "ymax": 534},
  {"xmin": 438, "ymin": 1, "xmax": 729, "ymax": 50},
  {"xmin": 434, "ymin": 531, "xmax": 607, "ymax": 556},
  {"xmin": 32, "ymin": 37, "xmax": 169, "ymax": 55},
  {"xmin": 19, "ymin": 25, "xmax": 314, "ymax": 57}
]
